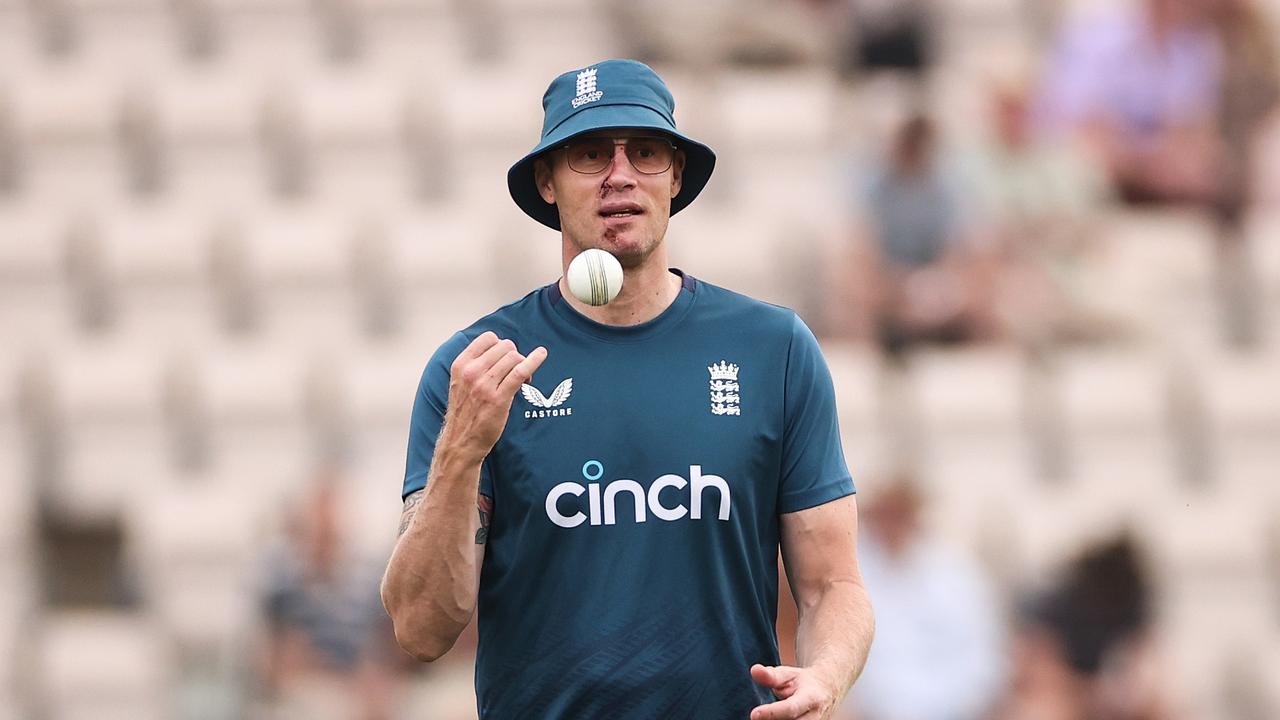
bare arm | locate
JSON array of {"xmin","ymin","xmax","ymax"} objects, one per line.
[
  {"xmin": 380, "ymin": 332, "xmax": 546, "ymax": 662},
  {"xmin": 751, "ymin": 494, "xmax": 874, "ymax": 720},
  {"xmin": 784, "ymin": 494, "xmax": 874, "ymax": 702}
]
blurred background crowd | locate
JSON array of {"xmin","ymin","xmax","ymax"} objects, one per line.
[{"xmin": 0, "ymin": 0, "xmax": 1277, "ymax": 718}]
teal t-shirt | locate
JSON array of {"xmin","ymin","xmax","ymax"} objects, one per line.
[{"xmin": 403, "ymin": 270, "xmax": 854, "ymax": 719}]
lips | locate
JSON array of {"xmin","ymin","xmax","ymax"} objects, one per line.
[{"xmin": 599, "ymin": 202, "xmax": 644, "ymax": 218}]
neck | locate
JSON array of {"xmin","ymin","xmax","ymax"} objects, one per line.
[{"xmin": 558, "ymin": 245, "xmax": 681, "ymax": 327}]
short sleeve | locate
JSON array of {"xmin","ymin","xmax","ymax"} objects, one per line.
[
  {"xmin": 402, "ymin": 331, "xmax": 495, "ymax": 501},
  {"xmin": 778, "ymin": 314, "xmax": 855, "ymax": 513}
]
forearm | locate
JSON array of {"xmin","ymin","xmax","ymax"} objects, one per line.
[
  {"xmin": 381, "ymin": 444, "xmax": 484, "ymax": 661},
  {"xmin": 794, "ymin": 577, "xmax": 875, "ymax": 704}
]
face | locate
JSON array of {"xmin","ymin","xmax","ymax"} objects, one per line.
[
  {"xmin": 867, "ymin": 483, "xmax": 921, "ymax": 554},
  {"xmin": 534, "ymin": 128, "xmax": 686, "ymax": 269},
  {"xmin": 993, "ymin": 90, "xmax": 1029, "ymax": 147}
]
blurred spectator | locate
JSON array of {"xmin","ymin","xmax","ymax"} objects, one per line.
[
  {"xmin": 845, "ymin": 114, "xmax": 996, "ymax": 355},
  {"xmin": 1208, "ymin": 0, "xmax": 1279, "ymax": 226},
  {"xmin": 1035, "ymin": 0, "xmax": 1223, "ymax": 206},
  {"xmin": 839, "ymin": 478, "xmax": 1006, "ymax": 720},
  {"xmin": 257, "ymin": 480, "xmax": 400, "ymax": 720},
  {"xmin": 996, "ymin": 534, "xmax": 1175, "ymax": 720},
  {"xmin": 963, "ymin": 81, "xmax": 1124, "ymax": 349},
  {"xmin": 1206, "ymin": 0, "xmax": 1279, "ymax": 347}
]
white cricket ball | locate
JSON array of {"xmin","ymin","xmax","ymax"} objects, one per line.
[{"xmin": 566, "ymin": 248, "xmax": 623, "ymax": 306}]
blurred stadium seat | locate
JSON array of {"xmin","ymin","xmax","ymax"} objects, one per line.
[
  {"xmin": 198, "ymin": 0, "xmax": 319, "ymax": 73},
  {"xmin": 127, "ymin": 477, "xmax": 260, "ymax": 653},
  {"xmin": 53, "ymin": 337, "xmax": 169, "ymax": 522},
  {"xmin": 385, "ymin": 205, "xmax": 515, "ymax": 345},
  {"xmin": 0, "ymin": 355, "xmax": 35, "ymax": 716},
  {"xmin": 37, "ymin": 610, "xmax": 172, "ymax": 720},
  {"xmin": 53, "ymin": 0, "xmax": 176, "ymax": 73},
  {"xmin": 1245, "ymin": 208, "xmax": 1280, "ymax": 319},
  {"xmin": 910, "ymin": 347, "xmax": 1026, "ymax": 433},
  {"xmin": 1053, "ymin": 349, "xmax": 1181, "ymax": 550},
  {"xmin": 339, "ymin": 344, "xmax": 427, "ymax": 530},
  {"xmin": 150, "ymin": 65, "xmax": 265, "ymax": 205},
  {"xmin": 905, "ymin": 348, "xmax": 1042, "ymax": 568},
  {"xmin": 241, "ymin": 200, "xmax": 362, "ymax": 345},
  {"xmin": 197, "ymin": 340, "xmax": 312, "ymax": 494},
  {"xmin": 1196, "ymin": 348, "xmax": 1280, "ymax": 501},
  {"xmin": 1149, "ymin": 488, "xmax": 1275, "ymax": 720},
  {"xmin": 0, "ymin": 379, "xmax": 35, "ymax": 556},
  {"xmin": 821, "ymin": 341, "xmax": 891, "ymax": 484},
  {"xmin": 6, "ymin": 62, "xmax": 120, "ymax": 203},
  {"xmin": 717, "ymin": 68, "xmax": 840, "ymax": 216},
  {"xmin": 0, "ymin": 206, "xmax": 77, "ymax": 345},
  {"xmin": 289, "ymin": 68, "xmax": 407, "ymax": 203},
  {"xmin": 95, "ymin": 203, "xmax": 220, "ymax": 343},
  {"xmin": 1094, "ymin": 209, "xmax": 1218, "ymax": 344},
  {"xmin": 666, "ymin": 207, "xmax": 784, "ymax": 298}
]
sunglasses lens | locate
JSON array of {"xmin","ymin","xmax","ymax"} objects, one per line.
[{"xmin": 564, "ymin": 137, "xmax": 674, "ymax": 175}]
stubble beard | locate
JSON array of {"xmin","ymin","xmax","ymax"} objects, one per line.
[
  {"xmin": 605, "ymin": 212, "xmax": 671, "ymax": 270},
  {"xmin": 602, "ymin": 229, "xmax": 655, "ymax": 269},
  {"xmin": 567, "ymin": 222, "xmax": 665, "ymax": 270}
]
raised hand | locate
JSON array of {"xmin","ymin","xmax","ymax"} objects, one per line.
[{"xmin": 442, "ymin": 331, "xmax": 548, "ymax": 463}]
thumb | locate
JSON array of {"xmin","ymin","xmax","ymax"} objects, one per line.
[{"xmin": 750, "ymin": 664, "xmax": 794, "ymax": 690}]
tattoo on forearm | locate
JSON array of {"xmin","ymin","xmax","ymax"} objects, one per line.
[
  {"xmin": 398, "ymin": 490, "xmax": 425, "ymax": 537},
  {"xmin": 475, "ymin": 493, "xmax": 493, "ymax": 544}
]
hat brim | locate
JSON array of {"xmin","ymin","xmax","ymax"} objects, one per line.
[{"xmin": 507, "ymin": 104, "xmax": 716, "ymax": 231}]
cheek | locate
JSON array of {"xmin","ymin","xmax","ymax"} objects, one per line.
[
  {"xmin": 650, "ymin": 211, "xmax": 670, "ymax": 238},
  {"xmin": 556, "ymin": 186, "xmax": 594, "ymax": 223}
]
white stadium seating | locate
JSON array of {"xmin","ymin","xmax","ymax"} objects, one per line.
[{"xmin": 0, "ymin": 0, "xmax": 1276, "ymax": 716}]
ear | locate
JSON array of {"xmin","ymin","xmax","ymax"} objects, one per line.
[
  {"xmin": 670, "ymin": 149, "xmax": 686, "ymax": 199},
  {"xmin": 533, "ymin": 156, "xmax": 556, "ymax": 204}
]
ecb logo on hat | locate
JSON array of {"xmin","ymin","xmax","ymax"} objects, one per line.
[{"xmin": 572, "ymin": 68, "xmax": 603, "ymax": 108}]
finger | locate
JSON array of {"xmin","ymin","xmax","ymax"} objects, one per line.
[
  {"xmin": 750, "ymin": 692, "xmax": 817, "ymax": 720},
  {"xmin": 471, "ymin": 338, "xmax": 517, "ymax": 377},
  {"xmin": 483, "ymin": 347, "xmax": 524, "ymax": 387},
  {"xmin": 497, "ymin": 346, "xmax": 548, "ymax": 396},
  {"xmin": 452, "ymin": 331, "xmax": 500, "ymax": 368}
]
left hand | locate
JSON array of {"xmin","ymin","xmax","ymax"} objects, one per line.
[{"xmin": 749, "ymin": 663, "xmax": 839, "ymax": 720}]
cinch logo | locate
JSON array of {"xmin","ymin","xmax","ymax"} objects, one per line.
[{"xmin": 544, "ymin": 460, "xmax": 731, "ymax": 528}]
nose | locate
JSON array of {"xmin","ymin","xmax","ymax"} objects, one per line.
[{"xmin": 601, "ymin": 143, "xmax": 638, "ymax": 191}]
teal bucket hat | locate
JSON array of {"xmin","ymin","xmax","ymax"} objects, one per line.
[{"xmin": 507, "ymin": 59, "xmax": 717, "ymax": 231}]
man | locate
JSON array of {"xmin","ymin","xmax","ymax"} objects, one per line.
[
  {"xmin": 841, "ymin": 478, "xmax": 1005, "ymax": 720},
  {"xmin": 1034, "ymin": 0, "xmax": 1222, "ymax": 205},
  {"xmin": 855, "ymin": 114, "xmax": 994, "ymax": 354},
  {"xmin": 262, "ymin": 479, "xmax": 400, "ymax": 720},
  {"xmin": 381, "ymin": 59, "xmax": 874, "ymax": 720}
]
